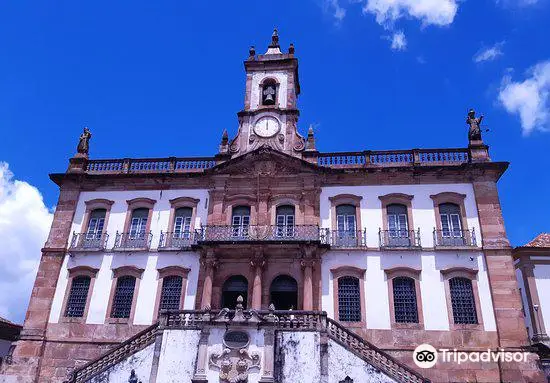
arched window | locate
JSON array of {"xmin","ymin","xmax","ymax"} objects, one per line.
[
  {"xmin": 86, "ymin": 209, "xmax": 106, "ymax": 239},
  {"xmin": 439, "ymin": 203, "xmax": 464, "ymax": 245},
  {"xmin": 159, "ymin": 275, "xmax": 183, "ymax": 312},
  {"xmin": 221, "ymin": 276, "xmax": 248, "ymax": 309},
  {"xmin": 336, "ymin": 204, "xmax": 357, "ymax": 246},
  {"xmin": 174, "ymin": 207, "xmax": 193, "ymax": 239},
  {"xmin": 261, "ymin": 79, "xmax": 278, "ymax": 106},
  {"xmin": 270, "ymin": 275, "xmax": 298, "ymax": 310},
  {"xmin": 337, "ymin": 276, "xmax": 361, "ymax": 322},
  {"xmin": 392, "ymin": 277, "xmax": 418, "ymax": 323},
  {"xmin": 111, "ymin": 276, "xmax": 137, "ymax": 319},
  {"xmin": 232, "ymin": 206, "xmax": 251, "ymax": 238},
  {"xmin": 276, "ymin": 205, "xmax": 295, "ymax": 237},
  {"xmin": 129, "ymin": 208, "xmax": 149, "ymax": 238},
  {"xmin": 449, "ymin": 277, "xmax": 478, "ymax": 324},
  {"xmin": 65, "ymin": 276, "xmax": 91, "ymax": 318},
  {"xmin": 386, "ymin": 204, "xmax": 410, "ymax": 246}
]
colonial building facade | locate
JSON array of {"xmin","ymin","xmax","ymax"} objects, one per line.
[
  {"xmin": 514, "ymin": 233, "xmax": 550, "ymax": 380},
  {"xmin": 0, "ymin": 31, "xmax": 545, "ymax": 383}
]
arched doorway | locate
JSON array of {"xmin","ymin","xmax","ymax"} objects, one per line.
[
  {"xmin": 270, "ymin": 275, "xmax": 298, "ymax": 310},
  {"xmin": 221, "ymin": 275, "xmax": 248, "ymax": 309}
]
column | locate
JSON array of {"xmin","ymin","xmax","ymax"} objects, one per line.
[
  {"xmin": 191, "ymin": 328, "xmax": 210, "ymax": 383},
  {"xmin": 251, "ymin": 252, "xmax": 265, "ymax": 310},
  {"xmin": 259, "ymin": 327, "xmax": 275, "ymax": 383},
  {"xmin": 200, "ymin": 257, "xmax": 217, "ymax": 309}
]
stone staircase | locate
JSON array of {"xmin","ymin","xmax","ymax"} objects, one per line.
[{"xmin": 70, "ymin": 310, "xmax": 429, "ymax": 383}]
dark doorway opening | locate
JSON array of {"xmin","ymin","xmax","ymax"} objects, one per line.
[
  {"xmin": 270, "ymin": 275, "xmax": 298, "ymax": 310},
  {"xmin": 221, "ymin": 275, "xmax": 248, "ymax": 309}
]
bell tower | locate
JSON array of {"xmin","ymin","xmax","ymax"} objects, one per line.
[{"xmin": 221, "ymin": 29, "xmax": 307, "ymax": 158}]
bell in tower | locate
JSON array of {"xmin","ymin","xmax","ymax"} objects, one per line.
[{"xmin": 262, "ymin": 80, "xmax": 277, "ymax": 106}]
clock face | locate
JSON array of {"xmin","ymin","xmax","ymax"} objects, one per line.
[{"xmin": 254, "ymin": 116, "xmax": 280, "ymax": 138}]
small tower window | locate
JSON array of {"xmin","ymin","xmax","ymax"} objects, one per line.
[{"xmin": 261, "ymin": 79, "xmax": 278, "ymax": 106}]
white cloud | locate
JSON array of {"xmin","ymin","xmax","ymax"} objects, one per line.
[
  {"xmin": 389, "ymin": 31, "xmax": 407, "ymax": 50},
  {"xmin": 0, "ymin": 163, "xmax": 53, "ymax": 323},
  {"xmin": 498, "ymin": 60, "xmax": 550, "ymax": 135},
  {"xmin": 473, "ymin": 42, "xmax": 505, "ymax": 63},
  {"xmin": 496, "ymin": 0, "xmax": 540, "ymax": 7},
  {"xmin": 362, "ymin": 0, "xmax": 458, "ymax": 27},
  {"xmin": 325, "ymin": 0, "xmax": 347, "ymax": 22}
]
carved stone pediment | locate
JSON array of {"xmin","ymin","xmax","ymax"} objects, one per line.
[{"xmin": 209, "ymin": 147, "xmax": 320, "ymax": 177}]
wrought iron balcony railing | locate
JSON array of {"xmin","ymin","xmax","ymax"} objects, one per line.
[
  {"xmin": 379, "ymin": 229, "xmax": 421, "ymax": 249},
  {"xmin": 113, "ymin": 232, "xmax": 153, "ymax": 250},
  {"xmin": 322, "ymin": 229, "xmax": 367, "ymax": 248},
  {"xmin": 69, "ymin": 232, "xmax": 109, "ymax": 251},
  {"xmin": 198, "ymin": 225, "xmax": 322, "ymax": 242},
  {"xmin": 433, "ymin": 228, "xmax": 477, "ymax": 248},
  {"xmin": 158, "ymin": 231, "xmax": 198, "ymax": 249}
]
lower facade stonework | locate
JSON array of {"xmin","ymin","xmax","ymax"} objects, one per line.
[{"xmin": 0, "ymin": 324, "xmax": 546, "ymax": 382}]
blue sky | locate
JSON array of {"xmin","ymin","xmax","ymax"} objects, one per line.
[{"xmin": 1, "ymin": 0, "xmax": 549, "ymax": 251}]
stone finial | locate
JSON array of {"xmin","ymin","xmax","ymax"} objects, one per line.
[
  {"xmin": 76, "ymin": 127, "xmax": 92, "ymax": 158},
  {"xmin": 270, "ymin": 28, "xmax": 279, "ymax": 48},
  {"xmin": 268, "ymin": 303, "xmax": 275, "ymax": 311},
  {"xmin": 306, "ymin": 125, "xmax": 316, "ymax": 151},
  {"xmin": 249, "ymin": 45, "xmax": 256, "ymax": 59},
  {"xmin": 288, "ymin": 43, "xmax": 295, "ymax": 55},
  {"xmin": 236, "ymin": 295, "xmax": 244, "ymax": 310}
]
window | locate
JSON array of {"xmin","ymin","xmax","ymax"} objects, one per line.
[
  {"xmin": 65, "ymin": 276, "xmax": 91, "ymax": 318},
  {"xmin": 338, "ymin": 276, "xmax": 361, "ymax": 322},
  {"xmin": 439, "ymin": 203, "xmax": 464, "ymax": 246},
  {"xmin": 232, "ymin": 206, "xmax": 251, "ymax": 238},
  {"xmin": 386, "ymin": 204, "xmax": 410, "ymax": 246},
  {"xmin": 270, "ymin": 275, "xmax": 298, "ymax": 310},
  {"xmin": 174, "ymin": 207, "xmax": 192, "ymax": 239},
  {"xmin": 221, "ymin": 275, "xmax": 248, "ymax": 309},
  {"xmin": 86, "ymin": 209, "xmax": 106, "ymax": 239},
  {"xmin": 159, "ymin": 275, "xmax": 183, "ymax": 312},
  {"xmin": 261, "ymin": 79, "xmax": 277, "ymax": 106},
  {"xmin": 276, "ymin": 205, "xmax": 295, "ymax": 237},
  {"xmin": 449, "ymin": 277, "xmax": 478, "ymax": 324},
  {"xmin": 392, "ymin": 277, "xmax": 418, "ymax": 323},
  {"xmin": 129, "ymin": 208, "xmax": 149, "ymax": 238},
  {"xmin": 111, "ymin": 276, "xmax": 136, "ymax": 319},
  {"xmin": 336, "ymin": 204, "xmax": 357, "ymax": 246}
]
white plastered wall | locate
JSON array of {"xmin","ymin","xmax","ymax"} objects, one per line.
[
  {"xmin": 320, "ymin": 184, "xmax": 496, "ymax": 331},
  {"xmin": 48, "ymin": 189, "xmax": 207, "ymax": 325},
  {"xmin": 533, "ymin": 262, "xmax": 550, "ymax": 337}
]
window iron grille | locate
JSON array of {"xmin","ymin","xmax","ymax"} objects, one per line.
[
  {"xmin": 159, "ymin": 276, "xmax": 183, "ymax": 312},
  {"xmin": 111, "ymin": 276, "xmax": 136, "ymax": 319},
  {"xmin": 65, "ymin": 276, "xmax": 91, "ymax": 318},
  {"xmin": 393, "ymin": 277, "xmax": 419, "ymax": 323},
  {"xmin": 449, "ymin": 277, "xmax": 478, "ymax": 324},
  {"xmin": 338, "ymin": 276, "xmax": 361, "ymax": 322}
]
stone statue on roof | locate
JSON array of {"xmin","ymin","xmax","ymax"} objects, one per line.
[
  {"xmin": 466, "ymin": 109, "xmax": 483, "ymax": 142},
  {"xmin": 77, "ymin": 127, "xmax": 92, "ymax": 155}
]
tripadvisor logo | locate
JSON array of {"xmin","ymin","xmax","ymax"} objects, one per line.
[
  {"xmin": 413, "ymin": 344, "xmax": 530, "ymax": 369},
  {"xmin": 413, "ymin": 344, "xmax": 438, "ymax": 369}
]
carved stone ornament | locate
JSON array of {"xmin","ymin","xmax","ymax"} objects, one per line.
[
  {"xmin": 339, "ymin": 377, "xmax": 354, "ymax": 383},
  {"xmin": 209, "ymin": 348, "xmax": 261, "ymax": 383}
]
